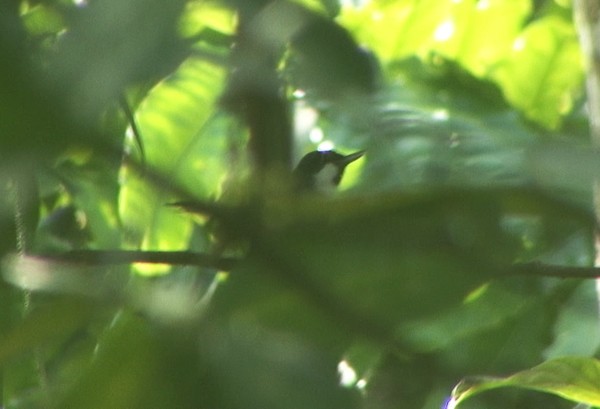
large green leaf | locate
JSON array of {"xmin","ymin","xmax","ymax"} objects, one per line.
[
  {"xmin": 543, "ymin": 281, "xmax": 600, "ymax": 358},
  {"xmin": 179, "ymin": 0, "xmax": 235, "ymax": 38},
  {"xmin": 338, "ymin": 0, "xmax": 582, "ymax": 129},
  {"xmin": 449, "ymin": 357, "xmax": 600, "ymax": 408},
  {"xmin": 490, "ymin": 15, "xmax": 583, "ymax": 129},
  {"xmin": 119, "ymin": 57, "xmax": 227, "ymax": 274},
  {"xmin": 338, "ymin": 0, "xmax": 530, "ymax": 68},
  {"xmin": 21, "ymin": 4, "xmax": 65, "ymax": 38},
  {"xmin": 397, "ymin": 281, "xmax": 532, "ymax": 353}
]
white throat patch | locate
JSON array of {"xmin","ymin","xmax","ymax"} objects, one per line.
[{"xmin": 313, "ymin": 163, "xmax": 341, "ymax": 194}]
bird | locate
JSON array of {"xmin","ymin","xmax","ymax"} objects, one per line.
[
  {"xmin": 293, "ymin": 150, "xmax": 364, "ymax": 193},
  {"xmin": 170, "ymin": 149, "xmax": 364, "ymax": 216}
]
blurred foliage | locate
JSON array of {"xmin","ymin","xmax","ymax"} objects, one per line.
[{"xmin": 0, "ymin": 0, "xmax": 599, "ymax": 409}]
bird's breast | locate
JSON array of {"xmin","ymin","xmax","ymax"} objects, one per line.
[{"xmin": 313, "ymin": 163, "xmax": 342, "ymax": 194}]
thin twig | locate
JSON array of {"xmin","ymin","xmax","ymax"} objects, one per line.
[
  {"xmin": 509, "ymin": 262, "xmax": 600, "ymax": 279},
  {"xmin": 119, "ymin": 94, "xmax": 145, "ymax": 166}
]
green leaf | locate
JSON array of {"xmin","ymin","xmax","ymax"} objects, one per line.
[
  {"xmin": 451, "ymin": 0, "xmax": 531, "ymax": 77},
  {"xmin": 490, "ymin": 16, "xmax": 583, "ymax": 129},
  {"xmin": 338, "ymin": 0, "xmax": 530, "ymax": 70},
  {"xmin": 119, "ymin": 57, "xmax": 227, "ymax": 274},
  {"xmin": 544, "ymin": 281, "xmax": 600, "ymax": 358},
  {"xmin": 339, "ymin": 0, "xmax": 454, "ymax": 63},
  {"xmin": 179, "ymin": 1, "xmax": 235, "ymax": 38},
  {"xmin": 21, "ymin": 4, "xmax": 65, "ymax": 37},
  {"xmin": 398, "ymin": 281, "xmax": 532, "ymax": 352},
  {"xmin": 338, "ymin": 1, "xmax": 582, "ymax": 128},
  {"xmin": 449, "ymin": 357, "xmax": 600, "ymax": 408}
]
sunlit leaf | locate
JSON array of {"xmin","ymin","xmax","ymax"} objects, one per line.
[
  {"xmin": 338, "ymin": 0, "xmax": 530, "ymax": 70},
  {"xmin": 179, "ymin": 1, "xmax": 236, "ymax": 39},
  {"xmin": 451, "ymin": 0, "xmax": 531, "ymax": 77},
  {"xmin": 338, "ymin": 1, "xmax": 582, "ymax": 128},
  {"xmin": 291, "ymin": 0, "xmax": 339, "ymax": 16},
  {"xmin": 21, "ymin": 4, "xmax": 65, "ymax": 37},
  {"xmin": 491, "ymin": 16, "xmax": 583, "ymax": 129},
  {"xmin": 119, "ymin": 57, "xmax": 227, "ymax": 274},
  {"xmin": 449, "ymin": 357, "xmax": 600, "ymax": 408},
  {"xmin": 339, "ymin": 0, "xmax": 452, "ymax": 63}
]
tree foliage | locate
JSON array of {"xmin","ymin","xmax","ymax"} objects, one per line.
[{"xmin": 1, "ymin": 0, "xmax": 599, "ymax": 408}]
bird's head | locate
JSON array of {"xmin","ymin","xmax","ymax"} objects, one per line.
[{"xmin": 293, "ymin": 150, "xmax": 364, "ymax": 193}]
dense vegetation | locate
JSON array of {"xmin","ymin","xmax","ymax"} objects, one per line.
[{"xmin": 1, "ymin": 0, "xmax": 600, "ymax": 408}]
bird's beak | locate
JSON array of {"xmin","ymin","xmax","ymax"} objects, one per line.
[{"xmin": 339, "ymin": 150, "xmax": 365, "ymax": 166}]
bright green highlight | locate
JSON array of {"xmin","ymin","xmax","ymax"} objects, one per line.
[
  {"xmin": 119, "ymin": 57, "xmax": 227, "ymax": 275},
  {"xmin": 450, "ymin": 356, "xmax": 600, "ymax": 408},
  {"xmin": 339, "ymin": 0, "xmax": 582, "ymax": 129}
]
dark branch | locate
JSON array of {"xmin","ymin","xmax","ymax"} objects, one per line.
[
  {"xmin": 37, "ymin": 250, "xmax": 240, "ymax": 271},
  {"xmin": 27, "ymin": 249, "xmax": 600, "ymax": 279}
]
